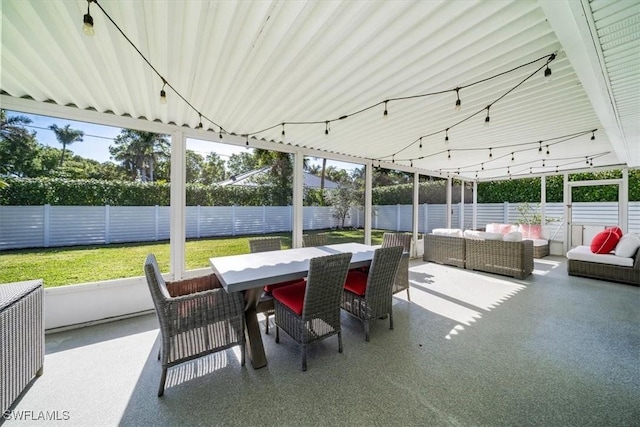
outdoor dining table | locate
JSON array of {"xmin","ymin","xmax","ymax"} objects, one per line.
[{"xmin": 209, "ymin": 242, "xmax": 376, "ymax": 369}]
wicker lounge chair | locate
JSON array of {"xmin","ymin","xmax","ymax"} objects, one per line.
[
  {"xmin": 144, "ymin": 254, "xmax": 245, "ymax": 396},
  {"xmin": 341, "ymin": 246, "xmax": 403, "ymax": 341},
  {"xmin": 567, "ymin": 248, "xmax": 640, "ymax": 286},
  {"xmin": 423, "ymin": 233, "xmax": 466, "ymax": 268},
  {"xmin": 273, "ymin": 252, "xmax": 352, "ymax": 371},
  {"xmin": 465, "ymin": 239, "xmax": 534, "ymax": 279},
  {"xmin": 382, "ymin": 232, "xmax": 412, "ymax": 300},
  {"xmin": 302, "ymin": 233, "xmax": 329, "ymax": 247},
  {"xmin": 248, "ymin": 236, "xmax": 282, "ymax": 253}
]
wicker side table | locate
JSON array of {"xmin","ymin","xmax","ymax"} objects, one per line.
[{"xmin": 1, "ymin": 279, "xmax": 44, "ymax": 414}]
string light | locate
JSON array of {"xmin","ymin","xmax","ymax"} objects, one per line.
[
  {"xmin": 489, "ymin": 148, "xmax": 492, "ymax": 158},
  {"xmin": 484, "ymin": 106, "xmax": 491, "ymax": 127},
  {"xmin": 586, "ymin": 156, "xmax": 589, "ymax": 165},
  {"xmin": 481, "ymin": 163, "xmax": 484, "ymax": 171},
  {"xmin": 445, "ymin": 128, "xmax": 449, "ymax": 143},
  {"xmin": 542, "ymin": 160, "xmax": 545, "ymax": 167},
  {"xmin": 219, "ymin": 128, "xmax": 223, "ymax": 139},
  {"xmin": 383, "ymin": 101, "xmax": 388, "ymax": 119},
  {"xmin": 591, "ymin": 131, "xmax": 595, "ymax": 141},
  {"xmin": 538, "ymin": 141, "xmax": 542, "ymax": 153},
  {"xmin": 325, "ymin": 121, "xmax": 330, "ymax": 136},
  {"xmin": 546, "ymin": 145, "xmax": 550, "ymax": 156},
  {"xmin": 245, "ymin": 135, "xmax": 249, "ymax": 146},
  {"xmin": 454, "ymin": 88, "xmax": 461, "ymax": 112},
  {"xmin": 410, "ymin": 160, "xmax": 413, "ymax": 167},
  {"xmin": 530, "ymin": 167, "xmax": 532, "ymax": 174},
  {"xmin": 544, "ymin": 65, "xmax": 552, "ymax": 80},
  {"xmin": 511, "ymin": 152, "xmax": 514, "ymax": 162},
  {"xmin": 419, "ymin": 137, "xmax": 422, "ymax": 149},
  {"xmin": 82, "ymin": 0, "xmax": 95, "ymax": 36},
  {"xmin": 281, "ymin": 123, "xmax": 285, "ymax": 139},
  {"xmin": 159, "ymin": 79, "xmax": 167, "ymax": 104},
  {"xmin": 197, "ymin": 114, "xmax": 203, "ymax": 129},
  {"xmin": 447, "ymin": 150, "xmax": 451, "ymax": 160},
  {"xmin": 392, "ymin": 154, "xmax": 395, "ymax": 164}
]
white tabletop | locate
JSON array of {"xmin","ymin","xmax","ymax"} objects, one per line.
[{"xmin": 210, "ymin": 242, "xmax": 376, "ymax": 292}]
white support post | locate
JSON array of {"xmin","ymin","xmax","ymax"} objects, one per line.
[
  {"xmin": 541, "ymin": 176, "xmax": 547, "ymax": 227},
  {"xmin": 232, "ymin": 205, "xmax": 236, "ymax": 236},
  {"xmin": 364, "ymin": 162, "xmax": 373, "ymax": 245},
  {"xmin": 263, "ymin": 205, "xmax": 267, "ymax": 235},
  {"xmin": 460, "ymin": 180, "xmax": 465, "ymax": 230},
  {"xmin": 472, "ymin": 181, "xmax": 477, "ymax": 230},
  {"xmin": 446, "ymin": 178, "xmax": 452, "ymax": 228},
  {"xmin": 396, "ymin": 204, "xmax": 401, "ymax": 231},
  {"xmin": 412, "ymin": 173, "xmax": 420, "ymax": 257},
  {"xmin": 292, "ymin": 149, "xmax": 304, "ymax": 248},
  {"xmin": 196, "ymin": 205, "xmax": 201, "ymax": 238},
  {"xmin": 503, "ymin": 201, "xmax": 509, "ymax": 223},
  {"xmin": 563, "ymin": 172, "xmax": 570, "ymax": 254},
  {"xmin": 154, "ymin": 205, "xmax": 160, "ymax": 241},
  {"xmin": 621, "ymin": 168, "xmax": 629, "ymax": 233},
  {"xmin": 423, "ymin": 204, "xmax": 428, "ymax": 233},
  {"xmin": 170, "ymin": 130, "xmax": 186, "ymax": 280}
]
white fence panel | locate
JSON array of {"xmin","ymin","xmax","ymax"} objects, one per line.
[
  {"xmin": 476, "ymin": 203, "xmax": 506, "ymax": 228},
  {"xmin": 374, "ymin": 205, "xmax": 398, "ymax": 230},
  {"xmin": 630, "ymin": 203, "xmax": 640, "ymax": 233},
  {"xmin": 109, "ymin": 206, "xmax": 157, "ymax": 243},
  {"xmin": 233, "ymin": 206, "xmax": 266, "ymax": 235},
  {"xmin": 303, "ymin": 206, "xmax": 336, "ymax": 230},
  {"xmin": 264, "ymin": 207, "xmax": 291, "ymax": 233},
  {"xmin": 50, "ymin": 206, "xmax": 106, "ymax": 246},
  {"xmin": 572, "ymin": 202, "xmax": 619, "ymax": 227},
  {"xmin": 199, "ymin": 206, "xmax": 234, "ymax": 236},
  {"xmin": 0, "ymin": 206, "xmax": 45, "ymax": 250}
]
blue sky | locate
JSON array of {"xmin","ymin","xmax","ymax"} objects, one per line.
[{"xmin": 7, "ymin": 110, "xmax": 361, "ymax": 172}]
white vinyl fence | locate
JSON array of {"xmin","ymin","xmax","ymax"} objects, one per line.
[{"xmin": 1, "ymin": 203, "xmax": 639, "ymax": 250}]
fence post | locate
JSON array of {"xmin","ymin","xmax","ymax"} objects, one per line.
[
  {"xmin": 154, "ymin": 205, "xmax": 160, "ymax": 241},
  {"xmin": 263, "ymin": 205, "xmax": 267, "ymax": 234},
  {"xmin": 232, "ymin": 205, "xmax": 236, "ymax": 236},
  {"xmin": 196, "ymin": 205, "xmax": 201, "ymax": 238},
  {"xmin": 423, "ymin": 204, "xmax": 428, "ymax": 233},
  {"xmin": 503, "ymin": 201, "xmax": 509, "ymax": 223},
  {"xmin": 289, "ymin": 205, "xmax": 293, "ymax": 232},
  {"xmin": 43, "ymin": 204, "xmax": 50, "ymax": 248},
  {"xmin": 105, "ymin": 205, "xmax": 110, "ymax": 244},
  {"xmin": 396, "ymin": 204, "xmax": 401, "ymax": 231}
]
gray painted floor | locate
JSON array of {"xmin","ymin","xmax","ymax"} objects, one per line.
[{"xmin": 4, "ymin": 257, "xmax": 639, "ymax": 427}]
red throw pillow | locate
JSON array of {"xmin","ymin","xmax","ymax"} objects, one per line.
[
  {"xmin": 606, "ymin": 226, "xmax": 623, "ymax": 239},
  {"xmin": 590, "ymin": 229, "xmax": 621, "ymax": 254}
]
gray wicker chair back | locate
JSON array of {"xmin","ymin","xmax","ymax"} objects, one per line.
[
  {"xmin": 144, "ymin": 254, "xmax": 245, "ymax": 396},
  {"xmin": 248, "ymin": 237, "xmax": 282, "ymax": 253},
  {"xmin": 341, "ymin": 246, "xmax": 403, "ymax": 341},
  {"xmin": 274, "ymin": 252, "xmax": 352, "ymax": 370},
  {"xmin": 302, "ymin": 233, "xmax": 329, "ymax": 247},
  {"xmin": 381, "ymin": 233, "xmax": 411, "ymax": 299}
]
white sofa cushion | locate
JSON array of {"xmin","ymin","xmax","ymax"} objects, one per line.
[
  {"xmin": 432, "ymin": 228, "xmax": 463, "ymax": 238},
  {"xmin": 614, "ymin": 233, "xmax": 640, "ymax": 258},
  {"xmin": 529, "ymin": 238, "xmax": 549, "ymax": 247},
  {"xmin": 566, "ymin": 245, "xmax": 634, "ymax": 267},
  {"xmin": 464, "ymin": 230, "xmax": 503, "ymax": 241},
  {"xmin": 503, "ymin": 231, "xmax": 523, "ymax": 242}
]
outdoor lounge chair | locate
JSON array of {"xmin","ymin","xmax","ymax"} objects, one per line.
[
  {"xmin": 382, "ymin": 232, "xmax": 412, "ymax": 300},
  {"xmin": 144, "ymin": 254, "xmax": 245, "ymax": 396}
]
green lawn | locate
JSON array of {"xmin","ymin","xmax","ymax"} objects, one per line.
[{"xmin": 0, "ymin": 229, "xmax": 385, "ymax": 288}]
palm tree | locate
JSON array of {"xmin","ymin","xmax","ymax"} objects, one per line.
[
  {"xmin": 49, "ymin": 124, "xmax": 84, "ymax": 167},
  {"xmin": 109, "ymin": 129, "xmax": 169, "ymax": 181}
]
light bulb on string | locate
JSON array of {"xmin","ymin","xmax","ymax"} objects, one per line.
[
  {"xmin": 325, "ymin": 121, "xmax": 330, "ymax": 137},
  {"xmin": 410, "ymin": 160, "xmax": 413, "ymax": 167},
  {"xmin": 481, "ymin": 163, "xmax": 484, "ymax": 171},
  {"xmin": 489, "ymin": 148, "xmax": 492, "ymax": 158},
  {"xmin": 419, "ymin": 137, "xmax": 423, "ymax": 149},
  {"xmin": 383, "ymin": 101, "xmax": 388, "ymax": 120},
  {"xmin": 454, "ymin": 88, "xmax": 462, "ymax": 112},
  {"xmin": 159, "ymin": 80, "xmax": 167, "ymax": 104},
  {"xmin": 83, "ymin": 0, "xmax": 95, "ymax": 36},
  {"xmin": 544, "ymin": 65, "xmax": 552, "ymax": 81},
  {"xmin": 392, "ymin": 155, "xmax": 395, "ymax": 164},
  {"xmin": 447, "ymin": 150, "xmax": 451, "ymax": 160},
  {"xmin": 538, "ymin": 141, "xmax": 542, "ymax": 153},
  {"xmin": 484, "ymin": 106, "xmax": 491, "ymax": 127},
  {"xmin": 245, "ymin": 135, "xmax": 249, "ymax": 146},
  {"xmin": 281, "ymin": 123, "xmax": 285, "ymax": 140},
  {"xmin": 546, "ymin": 145, "xmax": 550, "ymax": 156},
  {"xmin": 530, "ymin": 167, "xmax": 533, "ymax": 174},
  {"xmin": 591, "ymin": 131, "xmax": 595, "ymax": 141},
  {"xmin": 197, "ymin": 114, "xmax": 203, "ymax": 129},
  {"xmin": 445, "ymin": 128, "xmax": 449, "ymax": 143},
  {"xmin": 586, "ymin": 156, "xmax": 589, "ymax": 165},
  {"xmin": 511, "ymin": 152, "xmax": 514, "ymax": 162},
  {"xmin": 219, "ymin": 128, "xmax": 223, "ymax": 140},
  {"xmin": 542, "ymin": 160, "xmax": 545, "ymax": 167},
  {"xmin": 590, "ymin": 159, "xmax": 593, "ymax": 167}
]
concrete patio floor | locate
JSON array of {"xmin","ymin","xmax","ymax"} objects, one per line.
[{"xmin": 3, "ymin": 257, "xmax": 639, "ymax": 427}]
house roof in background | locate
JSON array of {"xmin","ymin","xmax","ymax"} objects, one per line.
[{"xmin": 218, "ymin": 167, "xmax": 340, "ymax": 189}]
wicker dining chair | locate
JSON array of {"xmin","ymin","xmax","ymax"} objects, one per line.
[
  {"xmin": 248, "ymin": 236, "xmax": 297, "ymax": 334},
  {"xmin": 302, "ymin": 233, "xmax": 329, "ymax": 247},
  {"xmin": 273, "ymin": 252, "xmax": 352, "ymax": 371},
  {"xmin": 144, "ymin": 254, "xmax": 245, "ymax": 397},
  {"xmin": 341, "ymin": 245, "xmax": 403, "ymax": 341},
  {"xmin": 382, "ymin": 232, "xmax": 412, "ymax": 301}
]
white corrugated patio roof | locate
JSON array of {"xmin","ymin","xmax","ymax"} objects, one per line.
[{"xmin": 1, "ymin": 0, "xmax": 638, "ymax": 180}]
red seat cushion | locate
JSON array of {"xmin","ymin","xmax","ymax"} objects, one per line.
[
  {"xmin": 344, "ymin": 270, "xmax": 368, "ymax": 296},
  {"xmin": 272, "ymin": 281, "xmax": 306, "ymax": 315},
  {"xmin": 606, "ymin": 226, "xmax": 623, "ymax": 239},
  {"xmin": 264, "ymin": 279, "xmax": 301, "ymax": 293},
  {"xmin": 590, "ymin": 229, "xmax": 621, "ymax": 254}
]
